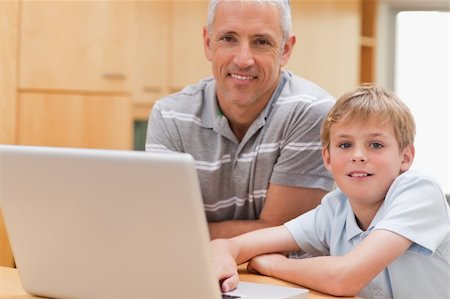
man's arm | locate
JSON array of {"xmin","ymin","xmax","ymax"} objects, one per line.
[{"xmin": 208, "ymin": 183, "xmax": 327, "ymax": 239}]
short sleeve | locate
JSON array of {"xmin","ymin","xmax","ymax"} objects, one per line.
[
  {"xmin": 284, "ymin": 190, "xmax": 349, "ymax": 256},
  {"xmin": 145, "ymin": 101, "xmax": 183, "ymax": 153},
  {"xmin": 374, "ymin": 171, "xmax": 450, "ymax": 255}
]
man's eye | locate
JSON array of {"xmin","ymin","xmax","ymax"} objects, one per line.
[
  {"xmin": 338, "ymin": 143, "xmax": 351, "ymax": 149},
  {"xmin": 220, "ymin": 36, "xmax": 235, "ymax": 43},
  {"xmin": 255, "ymin": 39, "xmax": 271, "ymax": 46},
  {"xmin": 370, "ymin": 142, "xmax": 383, "ymax": 149}
]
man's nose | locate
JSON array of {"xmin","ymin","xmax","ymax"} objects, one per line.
[{"xmin": 233, "ymin": 43, "xmax": 255, "ymax": 68}]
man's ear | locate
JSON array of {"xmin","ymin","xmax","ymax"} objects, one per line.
[
  {"xmin": 322, "ymin": 147, "xmax": 332, "ymax": 172},
  {"xmin": 400, "ymin": 144, "xmax": 415, "ymax": 173},
  {"xmin": 280, "ymin": 34, "xmax": 296, "ymax": 67},
  {"xmin": 203, "ymin": 26, "xmax": 213, "ymax": 62}
]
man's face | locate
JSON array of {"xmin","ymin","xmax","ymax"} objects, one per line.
[{"xmin": 203, "ymin": 0, "xmax": 294, "ymax": 114}]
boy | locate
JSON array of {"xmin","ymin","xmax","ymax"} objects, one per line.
[{"xmin": 211, "ymin": 85, "xmax": 450, "ymax": 299}]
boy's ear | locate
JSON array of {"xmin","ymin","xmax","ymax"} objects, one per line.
[
  {"xmin": 400, "ymin": 144, "xmax": 415, "ymax": 173},
  {"xmin": 322, "ymin": 147, "xmax": 332, "ymax": 172}
]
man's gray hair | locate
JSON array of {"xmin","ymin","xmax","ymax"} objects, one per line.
[{"xmin": 207, "ymin": 0, "xmax": 292, "ymax": 41}]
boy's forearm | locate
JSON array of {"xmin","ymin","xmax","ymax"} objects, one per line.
[
  {"xmin": 208, "ymin": 219, "xmax": 277, "ymax": 240},
  {"xmin": 267, "ymin": 255, "xmax": 361, "ymax": 297}
]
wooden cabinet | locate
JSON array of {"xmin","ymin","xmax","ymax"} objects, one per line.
[
  {"xmin": 287, "ymin": 0, "xmax": 361, "ymax": 97},
  {"xmin": 0, "ymin": 0, "xmax": 18, "ymax": 268},
  {"xmin": 17, "ymin": 93, "xmax": 132, "ymax": 149},
  {"xmin": 134, "ymin": 0, "xmax": 211, "ymax": 119},
  {"xmin": 131, "ymin": 1, "xmax": 171, "ymax": 120},
  {"xmin": 18, "ymin": 1, "xmax": 134, "ymax": 149},
  {"xmin": 0, "ymin": 0, "xmax": 18, "ymax": 145},
  {"xmin": 360, "ymin": 0, "xmax": 378, "ymax": 84},
  {"xmin": 170, "ymin": 1, "xmax": 210, "ymax": 92},
  {"xmin": 19, "ymin": 1, "xmax": 135, "ymax": 92}
]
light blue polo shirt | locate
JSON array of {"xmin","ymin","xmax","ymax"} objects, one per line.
[{"xmin": 285, "ymin": 170, "xmax": 450, "ymax": 299}]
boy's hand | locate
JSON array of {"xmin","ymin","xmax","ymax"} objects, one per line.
[
  {"xmin": 211, "ymin": 239, "xmax": 240, "ymax": 292},
  {"xmin": 215, "ymin": 255, "xmax": 239, "ymax": 292}
]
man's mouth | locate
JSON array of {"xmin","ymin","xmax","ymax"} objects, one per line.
[{"xmin": 230, "ymin": 73, "xmax": 255, "ymax": 81}]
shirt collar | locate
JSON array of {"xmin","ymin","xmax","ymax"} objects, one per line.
[
  {"xmin": 345, "ymin": 205, "xmax": 364, "ymax": 241},
  {"xmin": 345, "ymin": 199, "xmax": 387, "ymax": 242}
]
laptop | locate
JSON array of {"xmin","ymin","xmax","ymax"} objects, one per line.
[{"xmin": 0, "ymin": 144, "xmax": 308, "ymax": 299}]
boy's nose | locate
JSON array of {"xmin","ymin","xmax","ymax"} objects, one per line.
[
  {"xmin": 351, "ymin": 149, "xmax": 367, "ymax": 163},
  {"xmin": 352, "ymin": 156, "xmax": 367, "ymax": 163}
]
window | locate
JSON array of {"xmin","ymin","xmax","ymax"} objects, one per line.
[{"xmin": 395, "ymin": 11, "xmax": 449, "ymax": 194}]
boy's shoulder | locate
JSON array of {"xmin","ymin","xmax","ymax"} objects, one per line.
[{"xmin": 388, "ymin": 170, "xmax": 444, "ymax": 199}]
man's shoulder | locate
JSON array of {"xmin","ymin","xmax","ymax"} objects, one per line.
[
  {"xmin": 272, "ymin": 71, "xmax": 335, "ymax": 117},
  {"xmin": 155, "ymin": 77, "xmax": 215, "ymax": 110},
  {"xmin": 281, "ymin": 71, "xmax": 335, "ymax": 103}
]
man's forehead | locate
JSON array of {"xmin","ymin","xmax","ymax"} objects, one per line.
[{"xmin": 212, "ymin": 1, "xmax": 282, "ymax": 34}]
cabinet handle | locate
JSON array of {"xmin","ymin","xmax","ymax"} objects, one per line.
[
  {"xmin": 142, "ymin": 86, "xmax": 162, "ymax": 93},
  {"xmin": 102, "ymin": 73, "xmax": 126, "ymax": 80}
]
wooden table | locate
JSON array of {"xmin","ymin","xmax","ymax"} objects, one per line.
[{"xmin": 0, "ymin": 266, "xmax": 354, "ymax": 299}]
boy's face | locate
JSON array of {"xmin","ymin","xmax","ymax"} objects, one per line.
[{"xmin": 322, "ymin": 118, "xmax": 414, "ymax": 205}]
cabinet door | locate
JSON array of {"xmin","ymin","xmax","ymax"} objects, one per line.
[
  {"xmin": 286, "ymin": 0, "xmax": 360, "ymax": 97},
  {"xmin": 19, "ymin": 1, "xmax": 135, "ymax": 92},
  {"xmin": 0, "ymin": 0, "xmax": 19, "ymax": 268},
  {"xmin": 17, "ymin": 93, "xmax": 132, "ymax": 150},
  {"xmin": 170, "ymin": 0, "xmax": 211, "ymax": 92},
  {"xmin": 131, "ymin": 1, "xmax": 170, "ymax": 120},
  {"xmin": 0, "ymin": 0, "xmax": 18, "ymax": 145}
]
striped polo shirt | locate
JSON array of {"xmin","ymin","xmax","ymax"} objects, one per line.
[{"xmin": 146, "ymin": 71, "xmax": 335, "ymax": 222}]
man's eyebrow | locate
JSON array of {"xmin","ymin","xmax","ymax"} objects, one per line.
[
  {"xmin": 253, "ymin": 33, "xmax": 276, "ymax": 40},
  {"xmin": 215, "ymin": 30, "xmax": 237, "ymax": 36}
]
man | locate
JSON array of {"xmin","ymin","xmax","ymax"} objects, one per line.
[{"xmin": 146, "ymin": 0, "xmax": 335, "ymax": 239}]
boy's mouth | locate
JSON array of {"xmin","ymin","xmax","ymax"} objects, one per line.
[{"xmin": 348, "ymin": 172, "xmax": 373, "ymax": 178}]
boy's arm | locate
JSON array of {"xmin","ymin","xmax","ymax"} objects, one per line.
[
  {"xmin": 211, "ymin": 225, "xmax": 300, "ymax": 292},
  {"xmin": 249, "ymin": 229, "xmax": 412, "ymax": 297}
]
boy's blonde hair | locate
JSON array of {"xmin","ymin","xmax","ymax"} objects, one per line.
[{"xmin": 321, "ymin": 85, "xmax": 416, "ymax": 152}]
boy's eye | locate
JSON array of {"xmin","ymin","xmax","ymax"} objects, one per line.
[
  {"xmin": 338, "ymin": 143, "xmax": 351, "ymax": 149},
  {"xmin": 370, "ymin": 142, "xmax": 383, "ymax": 149}
]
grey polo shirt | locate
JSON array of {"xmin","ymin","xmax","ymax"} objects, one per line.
[{"xmin": 146, "ymin": 71, "xmax": 335, "ymax": 222}]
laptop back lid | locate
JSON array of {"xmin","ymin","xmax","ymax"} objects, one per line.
[{"xmin": 0, "ymin": 145, "xmax": 221, "ymax": 299}]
